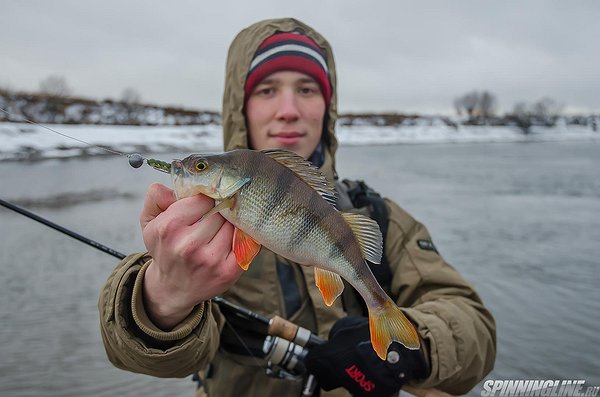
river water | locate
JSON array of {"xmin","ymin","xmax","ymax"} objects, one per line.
[{"xmin": 1, "ymin": 141, "xmax": 599, "ymax": 396}]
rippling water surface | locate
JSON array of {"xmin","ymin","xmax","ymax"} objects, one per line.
[{"xmin": 1, "ymin": 141, "xmax": 599, "ymax": 396}]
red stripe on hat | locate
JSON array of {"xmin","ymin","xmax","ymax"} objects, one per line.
[
  {"xmin": 245, "ymin": 33, "xmax": 331, "ymax": 105},
  {"xmin": 257, "ymin": 32, "xmax": 323, "ymax": 51}
]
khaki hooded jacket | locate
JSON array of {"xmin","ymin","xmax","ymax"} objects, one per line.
[{"xmin": 98, "ymin": 18, "xmax": 496, "ymax": 397}]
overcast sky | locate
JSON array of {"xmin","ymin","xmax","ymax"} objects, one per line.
[{"xmin": 2, "ymin": 1, "xmax": 599, "ymax": 114}]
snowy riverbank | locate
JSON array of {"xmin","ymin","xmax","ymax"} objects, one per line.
[{"xmin": 1, "ymin": 121, "xmax": 599, "ymax": 162}]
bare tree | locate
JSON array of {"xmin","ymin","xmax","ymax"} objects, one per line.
[
  {"xmin": 121, "ymin": 87, "xmax": 142, "ymax": 105},
  {"xmin": 531, "ymin": 97, "xmax": 563, "ymax": 123},
  {"xmin": 39, "ymin": 75, "xmax": 71, "ymax": 97},
  {"xmin": 453, "ymin": 98, "xmax": 462, "ymax": 116},
  {"xmin": 479, "ymin": 91, "xmax": 497, "ymax": 118},
  {"xmin": 512, "ymin": 102, "xmax": 529, "ymax": 117},
  {"xmin": 509, "ymin": 102, "xmax": 533, "ymax": 133},
  {"xmin": 508, "ymin": 97, "xmax": 564, "ymax": 133},
  {"xmin": 120, "ymin": 87, "xmax": 142, "ymax": 124},
  {"xmin": 460, "ymin": 91, "xmax": 479, "ymax": 119},
  {"xmin": 454, "ymin": 90, "xmax": 497, "ymax": 120}
]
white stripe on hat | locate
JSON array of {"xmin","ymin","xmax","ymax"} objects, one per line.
[{"xmin": 249, "ymin": 43, "xmax": 328, "ymax": 73}]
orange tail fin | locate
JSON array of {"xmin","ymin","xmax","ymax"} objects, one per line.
[{"xmin": 368, "ymin": 300, "xmax": 421, "ymax": 360}]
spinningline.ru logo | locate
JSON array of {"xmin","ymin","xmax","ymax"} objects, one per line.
[{"xmin": 481, "ymin": 380, "xmax": 599, "ymax": 397}]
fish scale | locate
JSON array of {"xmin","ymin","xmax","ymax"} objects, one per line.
[
  {"xmin": 235, "ymin": 180, "xmax": 329, "ymax": 265},
  {"xmin": 171, "ymin": 148, "xmax": 421, "ymax": 360}
]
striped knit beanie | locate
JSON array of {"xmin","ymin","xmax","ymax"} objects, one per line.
[{"xmin": 245, "ymin": 32, "xmax": 331, "ymax": 105}]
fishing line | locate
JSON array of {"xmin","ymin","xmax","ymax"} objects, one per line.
[
  {"xmin": 0, "ymin": 107, "xmax": 128, "ymax": 157},
  {"xmin": 0, "ymin": 107, "xmax": 171, "ymax": 173},
  {"xmin": 0, "ymin": 107, "xmax": 260, "ymax": 366},
  {"xmin": 0, "ymin": 108, "xmax": 308, "ymax": 382}
]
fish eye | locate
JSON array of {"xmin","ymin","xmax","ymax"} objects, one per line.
[{"xmin": 195, "ymin": 161, "xmax": 208, "ymax": 172}]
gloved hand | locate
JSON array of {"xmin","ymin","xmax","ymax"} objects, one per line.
[{"xmin": 304, "ymin": 316, "xmax": 429, "ymax": 397}]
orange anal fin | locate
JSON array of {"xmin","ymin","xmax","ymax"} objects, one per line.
[
  {"xmin": 232, "ymin": 228, "xmax": 261, "ymax": 271},
  {"xmin": 368, "ymin": 300, "xmax": 421, "ymax": 360},
  {"xmin": 314, "ymin": 267, "xmax": 344, "ymax": 306}
]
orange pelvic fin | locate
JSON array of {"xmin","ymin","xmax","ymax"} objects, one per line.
[
  {"xmin": 232, "ymin": 228, "xmax": 261, "ymax": 271},
  {"xmin": 368, "ymin": 300, "xmax": 421, "ymax": 360},
  {"xmin": 314, "ymin": 267, "xmax": 345, "ymax": 306}
]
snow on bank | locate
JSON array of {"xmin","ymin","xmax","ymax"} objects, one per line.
[
  {"xmin": 338, "ymin": 123, "xmax": 600, "ymax": 145},
  {"xmin": 0, "ymin": 123, "xmax": 223, "ymax": 161},
  {"xmin": 0, "ymin": 121, "xmax": 598, "ymax": 161}
]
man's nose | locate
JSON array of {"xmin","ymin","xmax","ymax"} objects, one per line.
[{"xmin": 275, "ymin": 91, "xmax": 300, "ymax": 121}]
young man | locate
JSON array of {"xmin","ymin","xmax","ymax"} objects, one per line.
[{"xmin": 99, "ymin": 18, "xmax": 496, "ymax": 397}]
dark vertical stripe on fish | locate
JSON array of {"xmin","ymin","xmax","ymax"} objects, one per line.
[
  {"xmin": 330, "ymin": 220, "xmax": 360, "ymax": 266},
  {"xmin": 254, "ymin": 155, "xmax": 292, "ymax": 232},
  {"xmin": 286, "ymin": 178, "xmax": 315, "ymax": 251},
  {"xmin": 286, "ymin": 186, "xmax": 321, "ymax": 252}
]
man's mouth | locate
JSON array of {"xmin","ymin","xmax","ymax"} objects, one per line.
[{"xmin": 271, "ymin": 131, "xmax": 304, "ymax": 145}]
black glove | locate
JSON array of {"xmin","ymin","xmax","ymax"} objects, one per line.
[{"xmin": 304, "ymin": 316, "xmax": 429, "ymax": 397}]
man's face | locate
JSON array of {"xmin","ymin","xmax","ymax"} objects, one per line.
[{"xmin": 245, "ymin": 71, "xmax": 326, "ymax": 159}]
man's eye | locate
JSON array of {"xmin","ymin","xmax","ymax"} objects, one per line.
[
  {"xmin": 254, "ymin": 87, "xmax": 274, "ymax": 96},
  {"xmin": 299, "ymin": 85, "xmax": 320, "ymax": 95}
]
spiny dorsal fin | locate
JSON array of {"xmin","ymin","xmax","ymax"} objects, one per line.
[
  {"xmin": 261, "ymin": 149, "xmax": 336, "ymax": 206},
  {"xmin": 341, "ymin": 212, "xmax": 383, "ymax": 264}
]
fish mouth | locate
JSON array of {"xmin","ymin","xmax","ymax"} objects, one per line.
[
  {"xmin": 171, "ymin": 158, "xmax": 216, "ymax": 200},
  {"xmin": 171, "ymin": 159, "xmax": 196, "ymax": 199}
]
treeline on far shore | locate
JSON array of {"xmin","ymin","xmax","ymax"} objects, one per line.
[{"xmin": 1, "ymin": 88, "xmax": 598, "ymax": 134}]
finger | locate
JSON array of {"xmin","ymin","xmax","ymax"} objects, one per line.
[
  {"xmin": 209, "ymin": 224, "xmax": 249, "ymax": 277},
  {"xmin": 218, "ymin": 249, "xmax": 245, "ymax": 288},
  {"xmin": 176, "ymin": 222, "xmax": 233, "ymax": 270},
  {"xmin": 140, "ymin": 183, "xmax": 177, "ymax": 228},
  {"xmin": 183, "ymin": 210, "xmax": 228, "ymax": 246},
  {"xmin": 205, "ymin": 219, "xmax": 235, "ymax": 251},
  {"xmin": 224, "ymin": 250, "xmax": 239, "ymax": 270},
  {"xmin": 209, "ymin": 236, "xmax": 244, "ymax": 289},
  {"xmin": 167, "ymin": 194, "xmax": 218, "ymax": 227},
  {"xmin": 170, "ymin": 219, "xmax": 228, "ymax": 268}
]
